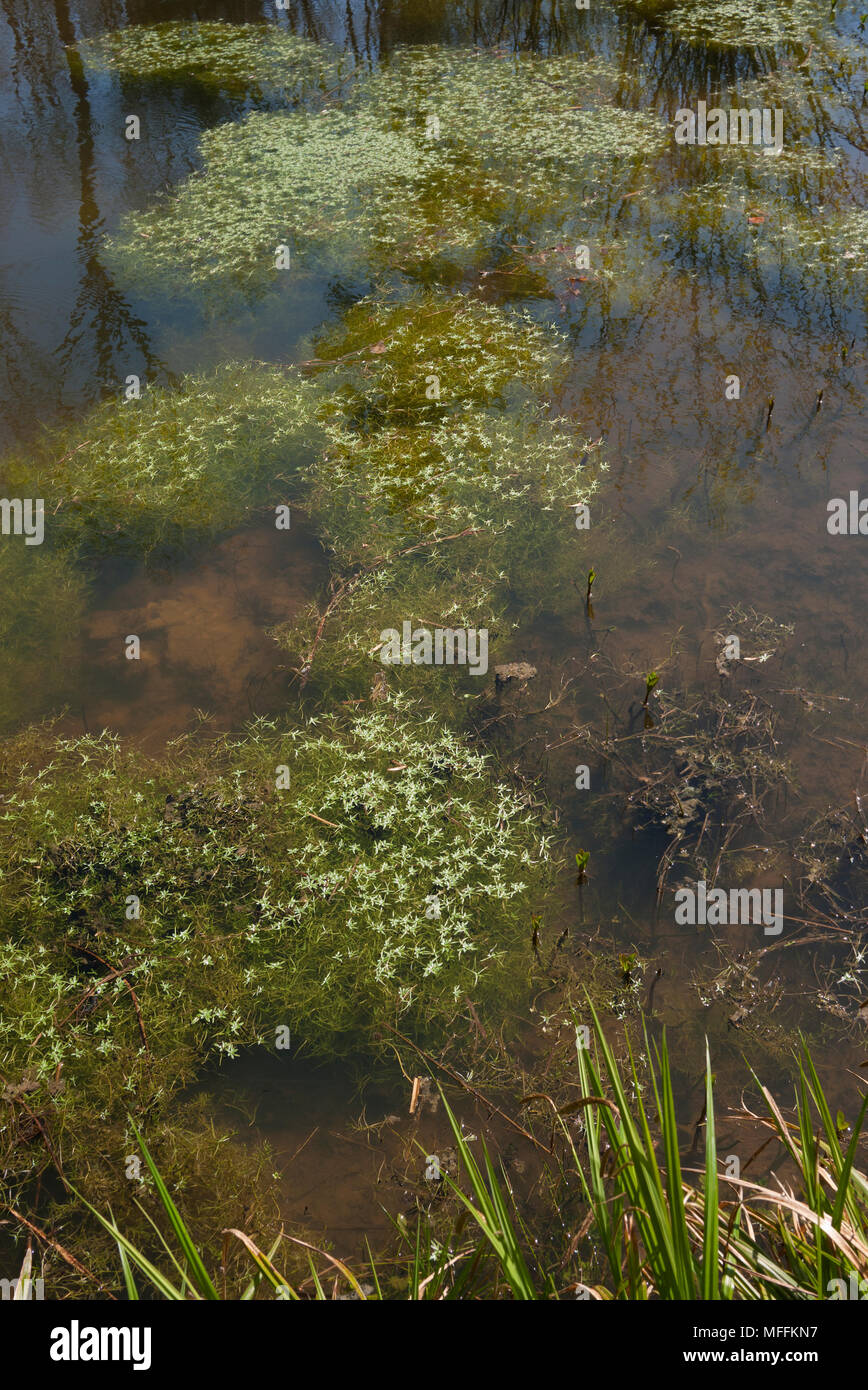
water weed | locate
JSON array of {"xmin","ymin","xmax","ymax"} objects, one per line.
[
  {"xmin": 78, "ymin": 21, "xmax": 343, "ymax": 101},
  {"xmin": 3, "ymin": 365, "xmax": 323, "ymax": 556}
]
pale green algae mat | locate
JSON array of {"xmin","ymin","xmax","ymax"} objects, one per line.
[{"xmin": 1, "ymin": 6, "xmax": 866, "ymax": 1289}]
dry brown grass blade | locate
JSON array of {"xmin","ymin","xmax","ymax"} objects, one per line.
[
  {"xmin": 223, "ymin": 1227, "xmax": 289, "ymax": 1293},
  {"xmin": 282, "ymin": 1233, "xmax": 368, "ymax": 1298},
  {"xmin": 416, "ymin": 1250, "xmax": 467, "ymax": 1297},
  {"xmin": 2, "ymin": 1203, "xmax": 114, "ymax": 1296},
  {"xmin": 716, "ymin": 1175, "xmax": 868, "ymax": 1267}
]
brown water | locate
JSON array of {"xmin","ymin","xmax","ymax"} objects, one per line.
[{"xmin": 1, "ymin": 0, "xmax": 866, "ymax": 1263}]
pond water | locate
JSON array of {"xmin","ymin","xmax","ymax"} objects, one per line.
[{"xmin": 1, "ymin": 0, "xmax": 866, "ymax": 1278}]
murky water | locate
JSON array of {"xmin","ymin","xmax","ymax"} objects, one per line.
[{"xmin": 1, "ymin": 0, "xmax": 866, "ymax": 1268}]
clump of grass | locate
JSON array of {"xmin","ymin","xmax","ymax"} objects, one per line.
[
  {"xmin": 0, "ymin": 546, "xmax": 86, "ymax": 730},
  {"xmin": 61, "ymin": 1022, "xmax": 868, "ymax": 1301},
  {"xmin": 2, "ymin": 364, "xmax": 323, "ymax": 555},
  {"xmin": 77, "ymin": 21, "xmax": 343, "ymax": 100},
  {"xmin": 571, "ymin": 1004, "xmax": 868, "ymax": 1299}
]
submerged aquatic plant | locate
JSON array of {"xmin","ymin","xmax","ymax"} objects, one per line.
[
  {"xmin": 612, "ymin": 0, "xmax": 841, "ymax": 48},
  {"xmin": 2, "ymin": 364, "xmax": 323, "ymax": 554},
  {"xmin": 581, "ymin": 641, "xmax": 793, "ymax": 898},
  {"xmin": 0, "ymin": 701, "xmax": 556, "ymax": 1288},
  {"xmin": 77, "ymin": 21, "xmax": 343, "ymax": 100},
  {"xmin": 107, "ymin": 105, "xmax": 441, "ymax": 293},
  {"xmin": 0, "ymin": 705, "xmax": 552, "ymax": 1091},
  {"xmin": 309, "ymin": 411, "xmax": 596, "ymax": 562},
  {"xmin": 105, "ymin": 45, "xmax": 667, "ymax": 297},
  {"xmin": 310, "ymin": 289, "xmax": 571, "ymax": 425},
  {"xmin": 281, "ymin": 290, "xmax": 602, "ymax": 700},
  {"xmin": 358, "ymin": 46, "xmax": 667, "ymax": 216},
  {"xmin": 795, "ymin": 798, "xmax": 868, "ymax": 934}
]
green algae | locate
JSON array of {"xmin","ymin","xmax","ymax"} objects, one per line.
[
  {"xmin": 3, "ymin": 365, "xmax": 322, "ymax": 556},
  {"xmin": 77, "ymin": 21, "xmax": 342, "ymax": 100}
]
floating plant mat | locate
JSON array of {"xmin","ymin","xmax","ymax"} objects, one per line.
[
  {"xmin": 77, "ymin": 21, "xmax": 344, "ymax": 102},
  {"xmin": 610, "ymin": 0, "xmax": 857, "ymax": 50},
  {"xmin": 105, "ymin": 45, "xmax": 667, "ymax": 300},
  {"xmin": 2, "ymin": 364, "xmax": 324, "ymax": 556},
  {"xmin": 100, "ymin": 30, "xmax": 867, "ymax": 329},
  {"xmin": 0, "ymin": 289, "xmax": 600, "ymax": 723}
]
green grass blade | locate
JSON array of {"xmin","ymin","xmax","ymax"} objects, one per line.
[
  {"xmin": 441, "ymin": 1095, "xmax": 536, "ymax": 1299},
  {"xmin": 128, "ymin": 1116, "xmax": 219, "ymax": 1300},
  {"xmin": 701, "ymin": 1041, "xmax": 720, "ymax": 1301}
]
